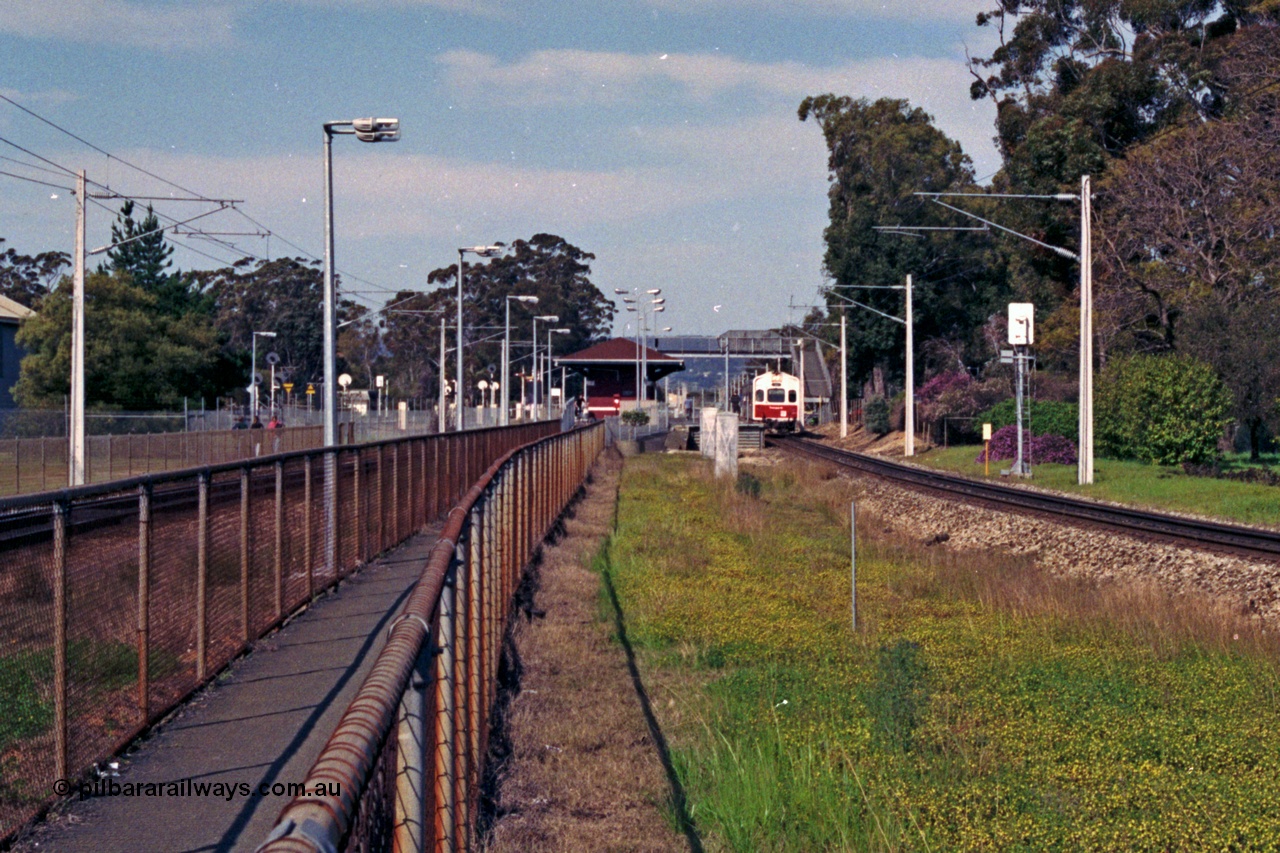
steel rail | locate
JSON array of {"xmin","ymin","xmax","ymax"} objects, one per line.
[{"xmin": 773, "ymin": 436, "xmax": 1280, "ymax": 559}]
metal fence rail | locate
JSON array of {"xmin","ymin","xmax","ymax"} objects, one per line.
[
  {"xmin": 258, "ymin": 421, "xmax": 606, "ymax": 853},
  {"xmin": 0, "ymin": 421, "xmax": 559, "ymax": 846}
]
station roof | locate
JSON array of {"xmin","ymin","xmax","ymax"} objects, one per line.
[
  {"xmin": 555, "ymin": 337, "xmax": 685, "ymax": 380},
  {"xmin": 0, "ymin": 294, "xmax": 34, "ymax": 324}
]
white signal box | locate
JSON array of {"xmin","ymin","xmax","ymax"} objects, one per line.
[{"xmin": 1008, "ymin": 303, "xmax": 1035, "ymax": 346}]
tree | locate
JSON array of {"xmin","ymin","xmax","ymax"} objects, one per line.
[
  {"xmin": 14, "ymin": 270, "xmax": 224, "ymax": 409},
  {"xmin": 1180, "ymin": 294, "xmax": 1280, "ymax": 461},
  {"xmin": 1094, "ymin": 24, "xmax": 1280, "ymax": 349},
  {"xmin": 798, "ymin": 95, "xmax": 1008, "ymax": 387},
  {"xmin": 965, "ymin": 2, "xmax": 1273, "ymax": 322},
  {"xmin": 380, "ymin": 290, "xmax": 446, "ymax": 401},
  {"xmin": 99, "ymin": 200, "xmax": 199, "ymax": 317},
  {"xmin": 418, "ymin": 234, "xmax": 614, "ymax": 401},
  {"xmin": 196, "ymin": 258, "xmax": 322, "ymax": 386},
  {"xmin": 0, "ymin": 238, "xmax": 69, "ymax": 309}
]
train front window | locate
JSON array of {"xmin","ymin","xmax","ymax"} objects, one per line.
[
  {"xmin": 788, "ymin": 390, "xmax": 797, "ymax": 403},
  {"xmin": 755, "ymin": 389, "xmax": 764, "ymax": 402},
  {"xmin": 766, "ymin": 388, "xmax": 786, "ymax": 403}
]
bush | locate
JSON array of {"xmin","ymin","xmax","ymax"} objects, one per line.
[
  {"xmin": 735, "ymin": 472, "xmax": 762, "ymax": 498},
  {"xmin": 976, "ymin": 425, "xmax": 1077, "ymax": 465},
  {"xmin": 621, "ymin": 409, "xmax": 650, "ymax": 426},
  {"xmin": 979, "ymin": 398, "xmax": 1079, "ymax": 443},
  {"xmin": 864, "ymin": 395, "xmax": 891, "ymax": 435},
  {"xmin": 1096, "ymin": 354, "xmax": 1232, "ymax": 465}
]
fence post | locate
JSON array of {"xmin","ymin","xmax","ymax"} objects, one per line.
[
  {"xmin": 376, "ymin": 445, "xmax": 385, "ymax": 555},
  {"xmin": 52, "ymin": 499, "xmax": 68, "ymax": 781},
  {"xmin": 433, "ymin": 560, "xmax": 457, "ymax": 850},
  {"xmin": 197, "ymin": 471, "xmax": 209, "ymax": 681},
  {"xmin": 395, "ymin": 643, "xmax": 431, "ymax": 853},
  {"xmin": 304, "ymin": 455, "xmax": 314, "ymax": 599},
  {"xmin": 354, "ymin": 448, "xmax": 364, "ymax": 564},
  {"xmin": 274, "ymin": 459, "xmax": 284, "ymax": 620},
  {"xmin": 392, "ymin": 442, "xmax": 401, "ymax": 546},
  {"xmin": 138, "ymin": 482, "xmax": 152, "ymax": 724},
  {"xmin": 467, "ymin": 501, "xmax": 484, "ymax": 837},
  {"xmin": 241, "ymin": 466, "xmax": 251, "ymax": 642}
]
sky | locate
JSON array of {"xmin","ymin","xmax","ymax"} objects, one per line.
[{"xmin": 0, "ymin": 0, "xmax": 1001, "ymax": 338}]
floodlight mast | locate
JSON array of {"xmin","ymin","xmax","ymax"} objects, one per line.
[
  {"xmin": 457, "ymin": 244, "xmax": 503, "ymax": 430},
  {"xmin": 323, "ymin": 116, "xmax": 399, "ymax": 579}
]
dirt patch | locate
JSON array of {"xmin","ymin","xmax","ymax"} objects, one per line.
[
  {"xmin": 483, "ymin": 450, "xmax": 688, "ymax": 853},
  {"xmin": 808, "ymin": 421, "xmax": 933, "ymax": 456}
]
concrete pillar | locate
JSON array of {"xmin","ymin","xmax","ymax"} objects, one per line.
[
  {"xmin": 714, "ymin": 412, "xmax": 738, "ymax": 480},
  {"xmin": 700, "ymin": 407, "xmax": 719, "ymax": 458}
]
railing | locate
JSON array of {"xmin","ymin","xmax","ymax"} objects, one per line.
[
  {"xmin": 258, "ymin": 421, "xmax": 606, "ymax": 853},
  {"xmin": 0, "ymin": 421, "xmax": 559, "ymax": 846}
]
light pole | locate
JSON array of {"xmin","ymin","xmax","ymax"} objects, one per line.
[
  {"xmin": 456, "ymin": 244, "xmax": 503, "ymax": 430},
  {"xmin": 532, "ymin": 314, "xmax": 558, "ymax": 419},
  {"xmin": 323, "ymin": 116, "xmax": 398, "ymax": 580},
  {"xmin": 250, "ymin": 331, "xmax": 276, "ymax": 420},
  {"xmin": 324, "ymin": 117, "xmax": 399, "ymax": 447},
  {"xmin": 547, "ymin": 328, "xmax": 570, "ymax": 415},
  {"xmin": 504, "ymin": 295, "xmax": 539, "ymax": 425}
]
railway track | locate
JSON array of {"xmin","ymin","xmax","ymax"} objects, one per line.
[{"xmin": 772, "ymin": 435, "xmax": 1280, "ymax": 561}]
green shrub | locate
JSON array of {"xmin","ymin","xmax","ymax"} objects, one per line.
[
  {"xmin": 735, "ymin": 472, "xmax": 762, "ymax": 499},
  {"xmin": 1096, "ymin": 354, "xmax": 1232, "ymax": 465},
  {"xmin": 979, "ymin": 398, "xmax": 1079, "ymax": 442},
  {"xmin": 864, "ymin": 395, "xmax": 891, "ymax": 435},
  {"xmin": 620, "ymin": 409, "xmax": 650, "ymax": 426}
]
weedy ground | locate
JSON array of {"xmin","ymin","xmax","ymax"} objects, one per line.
[{"xmin": 603, "ymin": 453, "xmax": 1280, "ymax": 851}]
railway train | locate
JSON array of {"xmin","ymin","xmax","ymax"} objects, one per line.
[{"xmin": 750, "ymin": 369, "xmax": 802, "ymax": 432}]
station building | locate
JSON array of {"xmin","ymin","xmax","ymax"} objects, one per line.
[{"xmin": 554, "ymin": 337, "xmax": 685, "ymax": 418}]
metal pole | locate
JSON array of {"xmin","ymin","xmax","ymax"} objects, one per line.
[
  {"xmin": 322, "ymin": 129, "xmax": 339, "ymax": 581},
  {"xmin": 532, "ymin": 317, "xmax": 540, "ymax": 420},
  {"xmin": 456, "ymin": 250, "xmax": 465, "ymax": 432},
  {"xmin": 439, "ymin": 318, "xmax": 447, "ymax": 433},
  {"xmin": 503, "ymin": 299, "xmax": 511, "ymax": 426},
  {"xmin": 850, "ymin": 501, "xmax": 857, "ymax": 631},
  {"xmin": 137, "ymin": 484, "xmax": 152, "ymax": 724},
  {"xmin": 840, "ymin": 308, "xmax": 848, "ymax": 439},
  {"xmin": 53, "ymin": 501, "xmax": 67, "ymax": 779},
  {"xmin": 197, "ymin": 472, "xmax": 209, "ymax": 681},
  {"xmin": 1079, "ymin": 175, "xmax": 1094, "ymax": 485},
  {"xmin": 70, "ymin": 171, "xmax": 86, "ymax": 487},
  {"xmin": 905, "ymin": 274, "xmax": 915, "ymax": 457}
]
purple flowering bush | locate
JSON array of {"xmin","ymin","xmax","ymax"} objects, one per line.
[
  {"xmin": 918, "ymin": 371, "xmax": 971, "ymax": 406},
  {"xmin": 976, "ymin": 425, "xmax": 1077, "ymax": 465}
]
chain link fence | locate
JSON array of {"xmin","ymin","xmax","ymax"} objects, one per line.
[
  {"xmin": 0, "ymin": 420, "xmax": 559, "ymax": 845},
  {"xmin": 259, "ymin": 422, "xmax": 606, "ymax": 853}
]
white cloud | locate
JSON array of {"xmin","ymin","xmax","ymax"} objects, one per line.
[
  {"xmin": 440, "ymin": 49, "xmax": 999, "ymax": 175},
  {"xmin": 0, "ymin": 0, "xmax": 235, "ymax": 49}
]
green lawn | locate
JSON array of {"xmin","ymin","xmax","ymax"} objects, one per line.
[
  {"xmin": 603, "ymin": 454, "xmax": 1280, "ymax": 851},
  {"xmin": 913, "ymin": 445, "xmax": 1280, "ymax": 528}
]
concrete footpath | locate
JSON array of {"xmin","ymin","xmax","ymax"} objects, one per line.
[{"xmin": 16, "ymin": 526, "xmax": 441, "ymax": 853}]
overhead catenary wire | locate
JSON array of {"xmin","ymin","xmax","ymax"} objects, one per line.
[{"xmin": 1, "ymin": 96, "xmax": 406, "ymax": 303}]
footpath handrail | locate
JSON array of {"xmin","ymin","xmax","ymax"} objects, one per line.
[
  {"xmin": 258, "ymin": 421, "xmax": 606, "ymax": 853},
  {"xmin": 0, "ymin": 420, "xmax": 558, "ymax": 847}
]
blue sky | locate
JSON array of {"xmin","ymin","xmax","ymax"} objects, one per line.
[{"xmin": 1, "ymin": 0, "xmax": 999, "ymax": 337}]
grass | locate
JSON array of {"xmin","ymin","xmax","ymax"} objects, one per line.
[
  {"xmin": 0, "ymin": 641, "xmax": 179, "ymax": 752},
  {"xmin": 604, "ymin": 453, "xmax": 1280, "ymax": 851},
  {"xmin": 915, "ymin": 444, "xmax": 1280, "ymax": 528}
]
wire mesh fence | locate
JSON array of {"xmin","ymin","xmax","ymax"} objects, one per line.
[
  {"xmin": 0, "ymin": 420, "xmax": 559, "ymax": 846},
  {"xmin": 259, "ymin": 422, "xmax": 606, "ymax": 853}
]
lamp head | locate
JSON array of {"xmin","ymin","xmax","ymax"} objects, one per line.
[
  {"xmin": 352, "ymin": 117, "xmax": 400, "ymax": 142},
  {"xmin": 535, "ymin": 314, "xmax": 559, "ymax": 322},
  {"xmin": 512, "ymin": 295, "xmax": 539, "ymax": 303}
]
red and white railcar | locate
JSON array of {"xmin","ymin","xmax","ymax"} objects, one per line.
[{"xmin": 751, "ymin": 370, "xmax": 801, "ymax": 432}]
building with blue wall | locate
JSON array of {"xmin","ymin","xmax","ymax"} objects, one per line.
[{"xmin": 0, "ymin": 294, "xmax": 35, "ymax": 409}]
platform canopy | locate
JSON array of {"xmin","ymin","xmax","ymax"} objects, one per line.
[{"xmin": 555, "ymin": 337, "xmax": 685, "ymax": 414}]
